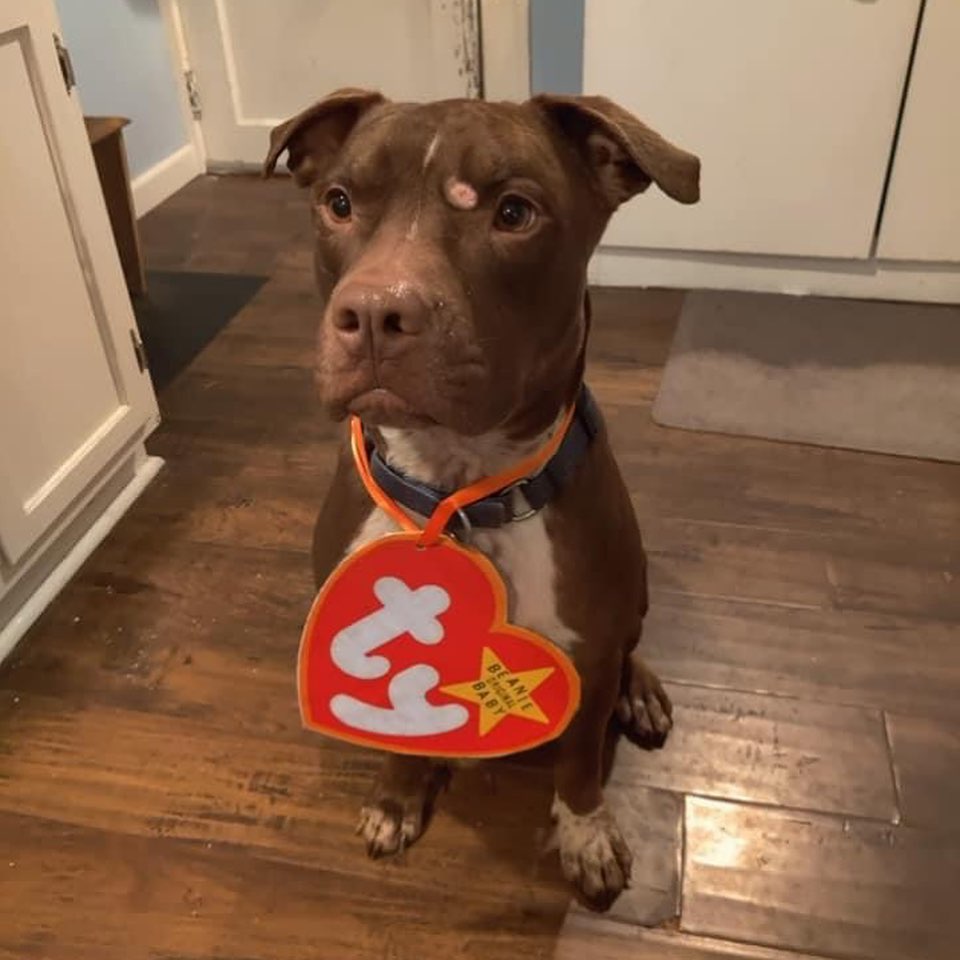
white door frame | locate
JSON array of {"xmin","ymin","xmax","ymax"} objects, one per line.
[
  {"xmin": 157, "ymin": 0, "xmax": 207, "ymax": 169},
  {"xmin": 480, "ymin": 0, "xmax": 531, "ymax": 102}
]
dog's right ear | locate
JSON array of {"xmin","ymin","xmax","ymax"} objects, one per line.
[
  {"xmin": 533, "ymin": 94, "xmax": 700, "ymax": 207},
  {"xmin": 263, "ymin": 88, "xmax": 386, "ymax": 186}
]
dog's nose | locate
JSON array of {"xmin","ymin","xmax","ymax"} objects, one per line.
[{"xmin": 331, "ymin": 283, "xmax": 428, "ymax": 347}]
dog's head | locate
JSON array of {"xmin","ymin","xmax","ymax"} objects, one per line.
[{"xmin": 264, "ymin": 90, "xmax": 699, "ymax": 437}]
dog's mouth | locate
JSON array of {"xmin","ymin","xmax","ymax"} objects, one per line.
[{"xmin": 346, "ymin": 388, "xmax": 435, "ymax": 428}]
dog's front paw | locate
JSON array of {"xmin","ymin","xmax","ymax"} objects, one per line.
[
  {"xmin": 618, "ymin": 652, "xmax": 673, "ymax": 749},
  {"xmin": 357, "ymin": 798, "xmax": 425, "ymax": 858},
  {"xmin": 552, "ymin": 797, "xmax": 633, "ymax": 910},
  {"xmin": 358, "ymin": 757, "xmax": 450, "ymax": 859}
]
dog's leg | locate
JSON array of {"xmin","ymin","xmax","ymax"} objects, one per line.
[
  {"xmin": 358, "ymin": 754, "xmax": 450, "ymax": 859},
  {"xmin": 616, "ymin": 648, "xmax": 673, "ymax": 749},
  {"xmin": 552, "ymin": 653, "xmax": 632, "ymax": 911}
]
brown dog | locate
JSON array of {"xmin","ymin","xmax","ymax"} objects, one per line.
[{"xmin": 264, "ymin": 89, "xmax": 699, "ymax": 909}]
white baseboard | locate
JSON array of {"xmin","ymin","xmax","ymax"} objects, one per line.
[
  {"xmin": 589, "ymin": 247, "xmax": 960, "ymax": 304},
  {"xmin": 0, "ymin": 455, "xmax": 164, "ymax": 664},
  {"xmin": 131, "ymin": 143, "xmax": 204, "ymax": 218}
]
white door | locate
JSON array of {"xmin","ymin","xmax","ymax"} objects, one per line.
[
  {"xmin": 177, "ymin": 0, "xmax": 481, "ymax": 168},
  {"xmin": 0, "ymin": 0, "xmax": 159, "ymax": 566},
  {"xmin": 584, "ymin": 0, "xmax": 921, "ymax": 259},
  {"xmin": 876, "ymin": 0, "xmax": 960, "ymax": 263}
]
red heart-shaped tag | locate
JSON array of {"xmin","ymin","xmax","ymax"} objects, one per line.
[{"xmin": 299, "ymin": 533, "xmax": 581, "ymax": 758}]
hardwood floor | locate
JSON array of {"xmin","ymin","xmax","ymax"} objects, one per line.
[{"xmin": 2, "ymin": 175, "xmax": 958, "ymax": 959}]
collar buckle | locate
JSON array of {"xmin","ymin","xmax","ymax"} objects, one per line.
[
  {"xmin": 503, "ymin": 479, "xmax": 538, "ymax": 523},
  {"xmin": 451, "ymin": 506, "xmax": 474, "ymax": 544}
]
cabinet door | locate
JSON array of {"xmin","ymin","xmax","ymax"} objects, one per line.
[
  {"xmin": 877, "ymin": 0, "xmax": 960, "ymax": 262},
  {"xmin": 0, "ymin": 0, "xmax": 159, "ymax": 566},
  {"xmin": 583, "ymin": 0, "xmax": 921, "ymax": 258}
]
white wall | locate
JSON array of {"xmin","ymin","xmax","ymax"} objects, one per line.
[{"xmin": 55, "ymin": 0, "xmax": 188, "ymax": 179}]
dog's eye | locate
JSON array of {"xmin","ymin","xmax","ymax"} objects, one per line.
[
  {"xmin": 494, "ymin": 195, "xmax": 536, "ymax": 232},
  {"xmin": 324, "ymin": 187, "xmax": 352, "ymax": 222}
]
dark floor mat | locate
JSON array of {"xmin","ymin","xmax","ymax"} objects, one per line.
[{"xmin": 132, "ymin": 270, "xmax": 267, "ymax": 391}]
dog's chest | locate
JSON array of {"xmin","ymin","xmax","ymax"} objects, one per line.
[
  {"xmin": 347, "ymin": 507, "xmax": 580, "ymax": 654},
  {"xmin": 346, "ymin": 424, "xmax": 582, "ymax": 653}
]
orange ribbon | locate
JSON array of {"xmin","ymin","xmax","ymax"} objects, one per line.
[{"xmin": 349, "ymin": 405, "xmax": 577, "ymax": 546}]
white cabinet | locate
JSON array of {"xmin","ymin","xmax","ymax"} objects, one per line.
[
  {"xmin": 584, "ymin": 0, "xmax": 921, "ymax": 259},
  {"xmin": 877, "ymin": 0, "xmax": 960, "ymax": 262},
  {"xmin": 584, "ymin": 0, "xmax": 960, "ymax": 302},
  {"xmin": 0, "ymin": 0, "xmax": 161, "ymax": 657}
]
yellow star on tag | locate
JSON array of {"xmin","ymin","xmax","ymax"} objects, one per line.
[{"xmin": 440, "ymin": 647, "xmax": 555, "ymax": 736}]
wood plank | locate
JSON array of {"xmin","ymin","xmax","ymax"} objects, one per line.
[
  {"xmin": 0, "ymin": 695, "xmax": 565, "ymax": 891},
  {"xmin": 610, "ymin": 685, "xmax": 896, "ymax": 821},
  {"xmin": 643, "ymin": 516, "xmax": 959, "ymax": 622},
  {"xmin": 157, "ymin": 362, "xmax": 320, "ymax": 435},
  {"xmin": 113, "ymin": 458, "xmax": 328, "ymax": 554},
  {"xmin": 623, "ymin": 441, "xmax": 960, "ymax": 551},
  {"xmin": 0, "ymin": 694, "xmax": 681, "ymax": 936},
  {"xmin": 886, "ymin": 713, "xmax": 960, "ymax": 829},
  {"xmin": 0, "ymin": 812, "xmax": 564, "ymax": 960},
  {"xmin": 181, "ymin": 328, "xmax": 315, "ymax": 371},
  {"xmin": 7, "ymin": 535, "xmax": 678, "ymax": 927},
  {"xmin": 2, "ymin": 538, "xmax": 315, "ymax": 738},
  {"xmin": 643, "ymin": 519, "xmax": 832, "ymax": 611},
  {"xmin": 136, "ymin": 175, "xmax": 308, "ymax": 276},
  {"xmin": 198, "ymin": 263, "xmax": 318, "ymax": 340},
  {"xmin": 6, "ymin": 539, "xmax": 896, "ymax": 831},
  {"xmin": 682, "ymin": 796, "xmax": 959, "ymax": 960},
  {"xmin": 594, "ymin": 786, "xmax": 682, "ymax": 927},
  {"xmin": 556, "ymin": 913, "xmax": 832, "ymax": 960},
  {"xmin": 823, "ymin": 534, "xmax": 958, "ymax": 622},
  {"xmin": 641, "ymin": 591, "xmax": 960, "ymax": 721},
  {"xmin": 147, "ymin": 419, "xmax": 329, "ymax": 470},
  {"xmin": 607, "ymin": 392, "xmax": 960, "ymax": 548},
  {"xmin": 588, "ymin": 288, "xmax": 685, "ymax": 368}
]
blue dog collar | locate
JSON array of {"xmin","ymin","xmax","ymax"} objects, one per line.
[{"xmin": 364, "ymin": 384, "xmax": 602, "ymax": 536}]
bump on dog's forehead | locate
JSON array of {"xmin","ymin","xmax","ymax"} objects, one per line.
[{"xmin": 332, "ymin": 100, "xmax": 568, "ymax": 197}]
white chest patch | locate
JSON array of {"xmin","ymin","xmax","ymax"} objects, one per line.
[
  {"xmin": 345, "ymin": 422, "xmax": 583, "ymax": 655},
  {"xmin": 346, "ymin": 506, "xmax": 581, "ymax": 655}
]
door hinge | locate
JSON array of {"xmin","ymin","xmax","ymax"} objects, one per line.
[
  {"xmin": 130, "ymin": 329, "xmax": 149, "ymax": 373},
  {"xmin": 54, "ymin": 34, "xmax": 75, "ymax": 93},
  {"xmin": 184, "ymin": 69, "xmax": 202, "ymax": 120}
]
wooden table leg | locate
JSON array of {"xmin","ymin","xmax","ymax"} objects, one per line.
[{"xmin": 85, "ymin": 117, "xmax": 146, "ymax": 298}]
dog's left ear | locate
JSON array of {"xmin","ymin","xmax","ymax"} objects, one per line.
[
  {"xmin": 263, "ymin": 87, "xmax": 386, "ymax": 186},
  {"xmin": 532, "ymin": 93, "xmax": 700, "ymax": 207}
]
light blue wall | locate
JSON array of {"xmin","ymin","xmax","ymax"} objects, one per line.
[
  {"xmin": 55, "ymin": 0, "xmax": 188, "ymax": 177},
  {"xmin": 529, "ymin": 0, "xmax": 584, "ymax": 95}
]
